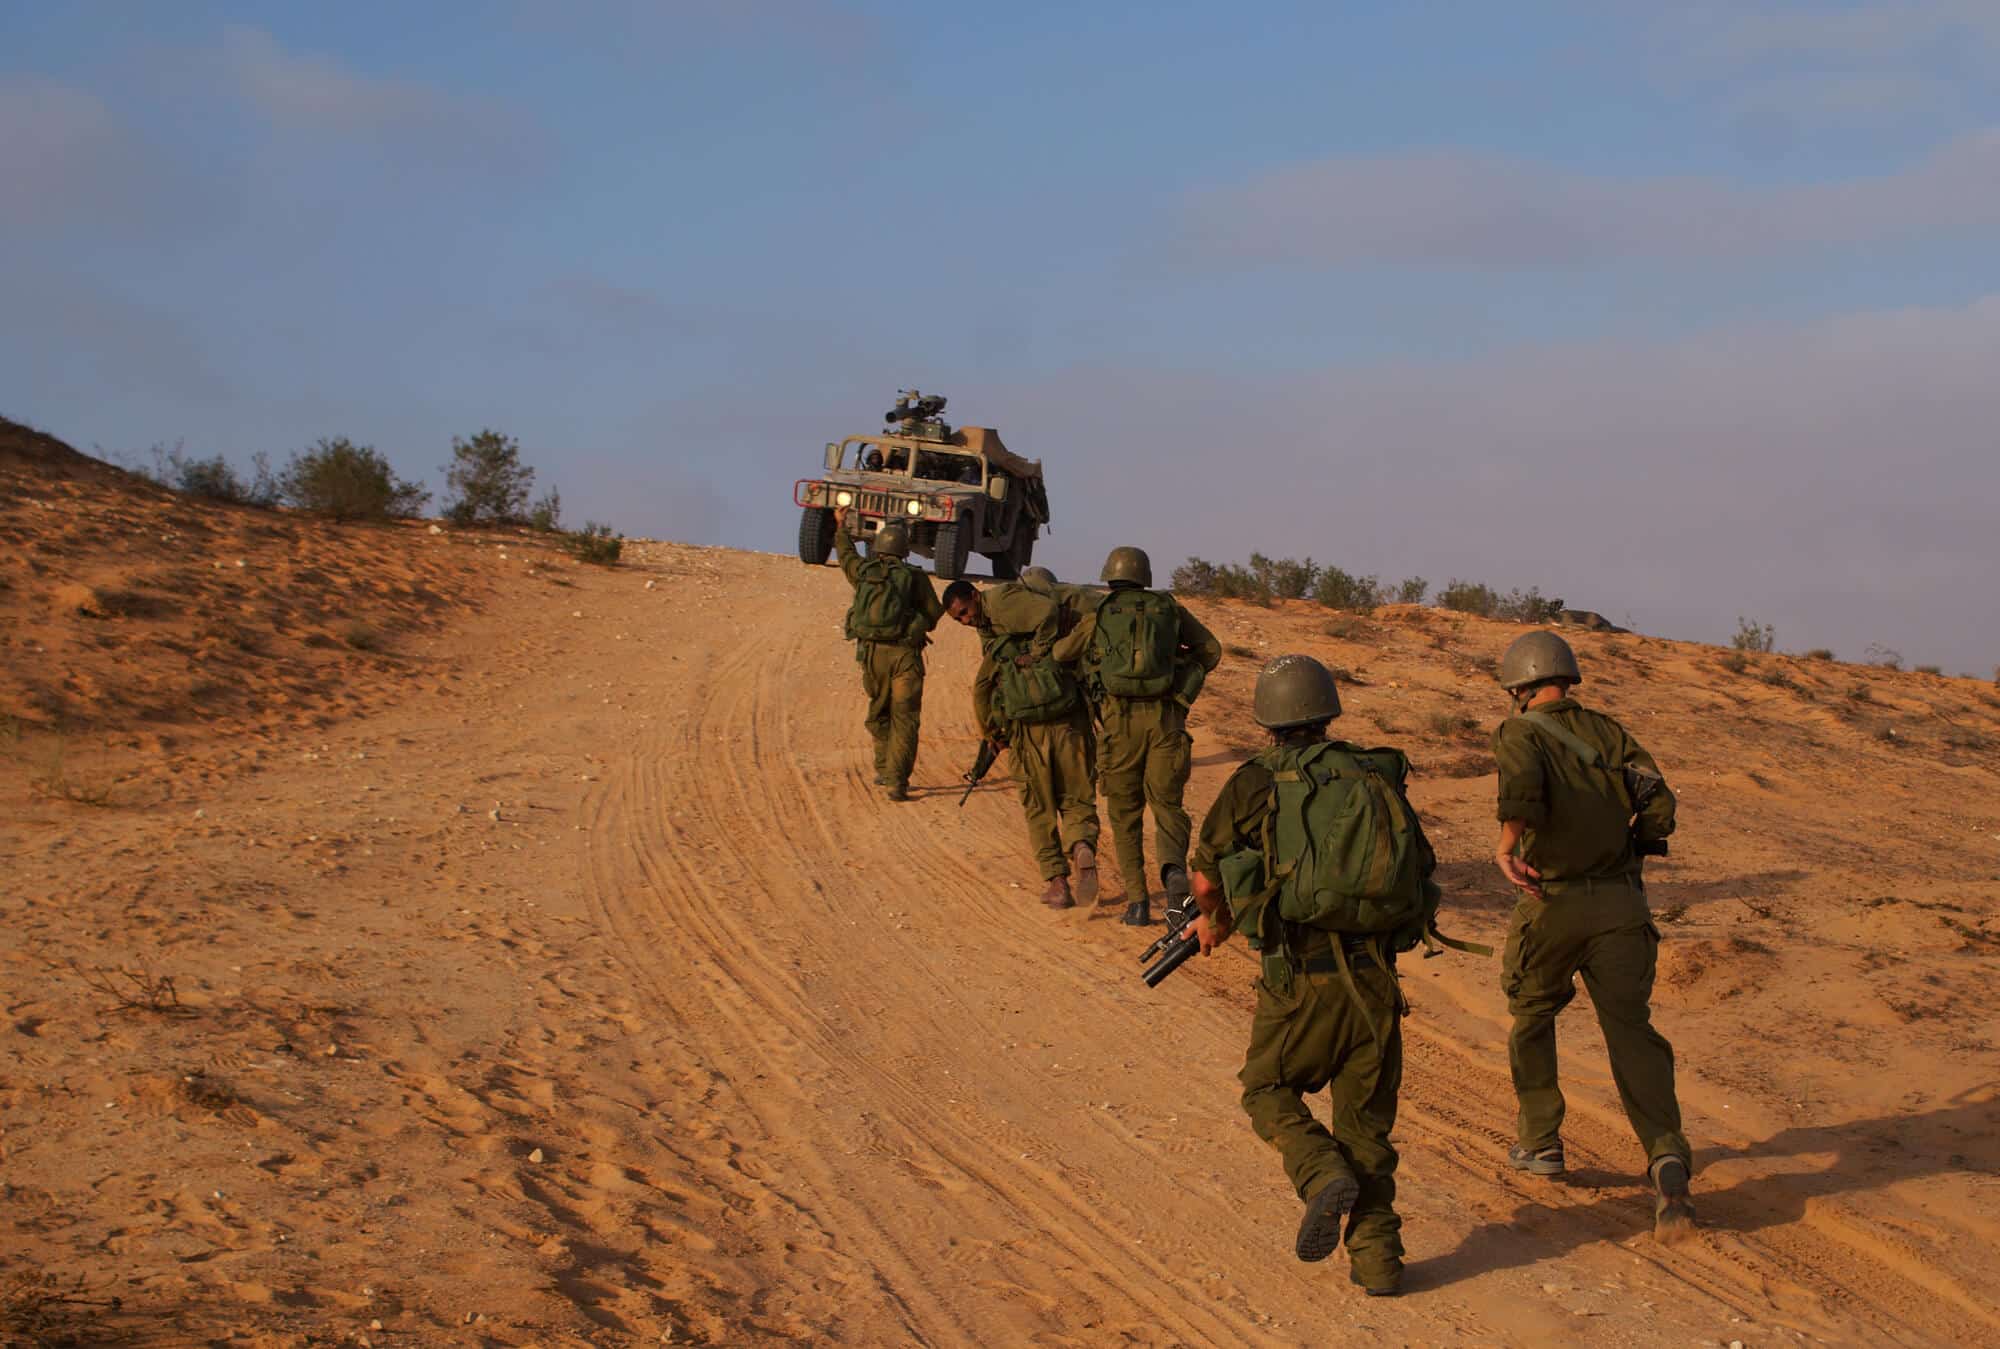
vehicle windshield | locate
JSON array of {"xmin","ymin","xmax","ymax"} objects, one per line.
[{"xmin": 841, "ymin": 439, "xmax": 983, "ymax": 484}]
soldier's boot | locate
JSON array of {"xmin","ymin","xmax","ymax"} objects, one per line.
[
  {"xmin": 1069, "ymin": 842, "xmax": 1099, "ymax": 905},
  {"xmin": 1651, "ymin": 1155, "xmax": 1695, "ymax": 1242},
  {"xmin": 1293, "ymin": 1173, "xmax": 1360, "ymax": 1263},
  {"xmin": 873, "ymin": 771, "xmax": 889, "ymax": 786},
  {"xmin": 1040, "ymin": 876, "xmax": 1074, "ymax": 909},
  {"xmin": 1508, "ymin": 1143, "xmax": 1565, "ymax": 1176},
  {"xmin": 885, "ymin": 782, "xmax": 910, "ymax": 803},
  {"xmin": 1119, "ymin": 897, "xmax": 1152, "ymax": 925},
  {"xmin": 1348, "ymin": 1263, "xmax": 1402, "ymax": 1298}
]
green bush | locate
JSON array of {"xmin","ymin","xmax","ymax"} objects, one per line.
[
  {"xmin": 137, "ymin": 442, "xmax": 280, "ymax": 507},
  {"xmin": 1394, "ymin": 576, "xmax": 1429, "ymax": 605},
  {"xmin": 1250, "ymin": 553, "xmax": 1318, "ymax": 600},
  {"xmin": 528, "ymin": 489, "xmax": 562, "ymax": 532},
  {"xmin": 1437, "ymin": 579, "xmax": 1499, "ymax": 617},
  {"xmin": 1804, "ymin": 648, "xmax": 1836, "ymax": 661},
  {"xmin": 1170, "ymin": 558, "xmax": 1219, "ymax": 595},
  {"xmin": 1495, "ymin": 586, "xmax": 1563, "ymax": 624},
  {"xmin": 1732, "ymin": 617, "xmax": 1776, "ymax": 653},
  {"xmin": 569, "ymin": 521, "xmax": 623, "ymax": 566},
  {"xmin": 1719, "ymin": 651, "xmax": 1749, "ymax": 674},
  {"xmin": 1311, "ymin": 565, "xmax": 1383, "ymax": 611},
  {"xmin": 280, "ymin": 438, "xmax": 431, "ymax": 521},
  {"xmin": 443, "ymin": 429, "xmax": 535, "ymax": 526},
  {"xmin": 1864, "ymin": 642, "xmax": 1903, "ymax": 671}
]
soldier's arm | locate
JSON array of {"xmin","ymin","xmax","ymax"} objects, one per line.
[
  {"xmin": 912, "ymin": 570, "xmax": 945, "ymax": 636},
  {"xmin": 1621, "ymin": 730, "xmax": 1678, "ymax": 841},
  {"xmin": 833, "ymin": 520, "xmax": 865, "ymax": 587},
  {"xmin": 1176, "ymin": 604, "xmax": 1224, "ymax": 674},
  {"xmin": 1050, "ymin": 610, "xmax": 1096, "ymax": 666},
  {"xmin": 973, "ymin": 654, "xmax": 1000, "ymax": 738},
  {"xmin": 1491, "ymin": 719, "xmax": 1548, "ymax": 826},
  {"xmin": 1190, "ymin": 764, "xmax": 1271, "ymax": 890}
]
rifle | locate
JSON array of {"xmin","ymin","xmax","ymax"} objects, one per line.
[
  {"xmin": 1625, "ymin": 763, "xmax": 1670, "ymax": 857},
  {"xmin": 958, "ymin": 738, "xmax": 1005, "ymax": 807},
  {"xmin": 1138, "ymin": 889, "xmax": 1201, "ymax": 988}
]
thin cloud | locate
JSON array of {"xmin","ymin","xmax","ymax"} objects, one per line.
[
  {"xmin": 1180, "ymin": 130, "xmax": 2000, "ymax": 268},
  {"xmin": 0, "ymin": 77, "xmax": 160, "ymax": 232}
]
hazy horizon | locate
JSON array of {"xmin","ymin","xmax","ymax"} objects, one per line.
[{"xmin": 6, "ymin": 2, "xmax": 1998, "ymax": 673}]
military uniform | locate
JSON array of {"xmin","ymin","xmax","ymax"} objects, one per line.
[
  {"xmin": 1492, "ymin": 697, "xmax": 1687, "ymax": 1169},
  {"xmin": 1195, "ymin": 756, "xmax": 1406, "ymax": 1291},
  {"xmin": 835, "ymin": 524, "xmax": 943, "ymax": 795},
  {"xmin": 1055, "ymin": 593, "xmax": 1220, "ymax": 910},
  {"xmin": 972, "ymin": 584, "xmax": 1100, "ymax": 886}
]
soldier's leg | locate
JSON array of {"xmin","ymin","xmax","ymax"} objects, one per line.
[
  {"xmin": 1144, "ymin": 705, "xmax": 1195, "ymax": 879},
  {"xmin": 885, "ymin": 646, "xmax": 924, "ymax": 789},
  {"xmin": 1578, "ymin": 917, "xmax": 1691, "ymax": 1166},
  {"xmin": 1052, "ymin": 714, "xmax": 1101, "ymax": 854},
  {"xmin": 1502, "ymin": 897, "xmax": 1583, "ymax": 1152},
  {"xmin": 1325, "ymin": 965, "xmax": 1405, "ymax": 1282},
  {"xmin": 860, "ymin": 646, "xmax": 893, "ymax": 781},
  {"xmin": 1239, "ymin": 973, "xmax": 1351, "ymax": 1203},
  {"xmin": 1012, "ymin": 726, "xmax": 1068, "ymax": 881},
  {"xmin": 1097, "ymin": 706, "xmax": 1149, "ymax": 895}
]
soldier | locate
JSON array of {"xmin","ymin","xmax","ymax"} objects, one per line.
[
  {"xmin": 1183, "ymin": 655, "xmax": 1433, "ymax": 1297},
  {"xmin": 1052, "ymin": 546, "xmax": 1221, "ymax": 926},
  {"xmin": 1490, "ymin": 631, "xmax": 1693, "ymax": 1240},
  {"xmin": 833, "ymin": 508, "xmax": 943, "ymax": 801},
  {"xmin": 942, "ymin": 578, "xmax": 1102, "ymax": 908}
]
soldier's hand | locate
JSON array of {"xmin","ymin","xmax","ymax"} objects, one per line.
[
  {"xmin": 1192, "ymin": 912, "xmax": 1231, "ymax": 954},
  {"xmin": 1495, "ymin": 850, "xmax": 1543, "ymax": 898},
  {"xmin": 834, "ymin": 506, "xmax": 851, "ymax": 532}
]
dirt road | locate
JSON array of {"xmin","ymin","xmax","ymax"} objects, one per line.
[{"xmin": 7, "ymin": 526, "xmax": 1999, "ymax": 1345}]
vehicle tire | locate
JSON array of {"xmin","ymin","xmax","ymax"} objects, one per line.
[
  {"xmin": 934, "ymin": 522, "xmax": 970, "ymax": 580},
  {"xmin": 798, "ymin": 506, "xmax": 835, "ymax": 565}
]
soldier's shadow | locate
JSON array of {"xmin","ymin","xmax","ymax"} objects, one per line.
[{"xmin": 1408, "ymin": 1086, "xmax": 1999, "ymax": 1292}]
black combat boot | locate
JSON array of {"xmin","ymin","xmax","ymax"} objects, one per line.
[
  {"xmin": 1294, "ymin": 1172, "xmax": 1360, "ymax": 1262},
  {"xmin": 1651, "ymin": 1155, "xmax": 1695, "ymax": 1241},
  {"xmin": 1120, "ymin": 898, "xmax": 1152, "ymax": 925},
  {"xmin": 1508, "ymin": 1143, "xmax": 1565, "ymax": 1176}
]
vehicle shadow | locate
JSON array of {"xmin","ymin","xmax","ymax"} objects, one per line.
[{"xmin": 1409, "ymin": 1085, "xmax": 2000, "ymax": 1291}]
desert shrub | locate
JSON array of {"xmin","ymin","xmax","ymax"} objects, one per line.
[
  {"xmin": 569, "ymin": 522, "xmax": 623, "ymax": 566},
  {"xmin": 1719, "ymin": 651, "xmax": 1749, "ymax": 674},
  {"xmin": 1394, "ymin": 576, "xmax": 1429, "ymax": 605},
  {"xmin": 136, "ymin": 442, "xmax": 280, "ymax": 507},
  {"xmin": 1915, "ymin": 664, "xmax": 1942, "ymax": 676},
  {"xmin": 1436, "ymin": 579, "xmax": 1499, "ymax": 617},
  {"xmin": 280, "ymin": 438, "xmax": 431, "ymax": 521},
  {"xmin": 1846, "ymin": 683, "xmax": 1873, "ymax": 702},
  {"xmin": 1311, "ymin": 565, "xmax": 1383, "ymax": 611},
  {"xmin": 1210, "ymin": 563, "xmax": 1272, "ymax": 605},
  {"xmin": 1427, "ymin": 711, "xmax": 1480, "ymax": 737},
  {"xmin": 1171, "ymin": 558, "xmax": 1219, "ymax": 595},
  {"xmin": 1249, "ymin": 553, "xmax": 1318, "ymax": 600},
  {"xmin": 528, "ymin": 488, "xmax": 562, "ymax": 532},
  {"xmin": 1805, "ymin": 648, "xmax": 1836, "ymax": 661},
  {"xmin": 443, "ymin": 429, "xmax": 535, "ymax": 526},
  {"xmin": 1495, "ymin": 586, "xmax": 1563, "ymax": 624},
  {"xmin": 1732, "ymin": 617, "xmax": 1776, "ymax": 653},
  {"xmin": 1864, "ymin": 642, "xmax": 1903, "ymax": 671}
]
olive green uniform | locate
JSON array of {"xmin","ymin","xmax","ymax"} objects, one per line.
[
  {"xmin": 1194, "ymin": 759, "xmax": 1406, "ymax": 1283},
  {"xmin": 1055, "ymin": 597, "xmax": 1220, "ymax": 895},
  {"xmin": 973, "ymin": 585, "xmax": 1099, "ymax": 881},
  {"xmin": 1492, "ymin": 698, "xmax": 1688, "ymax": 1167},
  {"xmin": 835, "ymin": 525, "xmax": 944, "ymax": 790}
]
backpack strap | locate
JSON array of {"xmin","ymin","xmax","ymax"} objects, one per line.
[{"xmin": 1518, "ymin": 709, "xmax": 1603, "ymax": 768}]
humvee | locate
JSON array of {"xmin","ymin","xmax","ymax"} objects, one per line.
[{"xmin": 794, "ymin": 394, "xmax": 1049, "ymax": 579}]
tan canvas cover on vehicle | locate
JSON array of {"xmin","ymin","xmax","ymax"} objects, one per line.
[{"xmin": 953, "ymin": 426, "xmax": 1041, "ymax": 481}]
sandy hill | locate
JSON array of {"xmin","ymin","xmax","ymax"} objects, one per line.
[{"xmin": 3, "ymin": 427, "xmax": 1998, "ymax": 1346}]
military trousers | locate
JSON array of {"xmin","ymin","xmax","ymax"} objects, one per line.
[
  {"xmin": 1501, "ymin": 878, "xmax": 1690, "ymax": 1166},
  {"xmin": 1240, "ymin": 958, "xmax": 1404, "ymax": 1276},
  {"xmin": 1098, "ymin": 695, "xmax": 1193, "ymax": 898},
  {"xmin": 1008, "ymin": 709, "xmax": 1100, "ymax": 881},
  {"xmin": 858, "ymin": 641, "xmax": 924, "ymax": 789}
]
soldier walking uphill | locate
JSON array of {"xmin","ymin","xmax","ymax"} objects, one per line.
[
  {"xmin": 1490, "ymin": 631, "xmax": 1695, "ymax": 1240},
  {"xmin": 942, "ymin": 578, "xmax": 1102, "ymax": 908},
  {"xmin": 1052, "ymin": 546, "xmax": 1221, "ymax": 927},
  {"xmin": 833, "ymin": 509, "xmax": 943, "ymax": 801},
  {"xmin": 1182, "ymin": 656, "xmax": 1443, "ymax": 1298}
]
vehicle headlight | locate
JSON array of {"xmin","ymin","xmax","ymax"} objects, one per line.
[
  {"xmin": 835, "ymin": 490, "xmax": 853, "ymax": 507},
  {"xmin": 906, "ymin": 498, "xmax": 924, "ymax": 516}
]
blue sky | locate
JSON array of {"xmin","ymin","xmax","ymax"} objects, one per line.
[{"xmin": 5, "ymin": 1, "xmax": 1999, "ymax": 671}]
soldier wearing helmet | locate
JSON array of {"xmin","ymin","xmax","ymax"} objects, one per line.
[
  {"xmin": 832, "ymin": 508, "xmax": 944, "ymax": 801},
  {"xmin": 1050, "ymin": 546, "xmax": 1222, "ymax": 925},
  {"xmin": 1490, "ymin": 630, "xmax": 1693, "ymax": 1240},
  {"xmin": 1181, "ymin": 655, "xmax": 1428, "ymax": 1297}
]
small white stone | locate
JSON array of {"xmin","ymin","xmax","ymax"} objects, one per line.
[{"xmin": 529, "ymin": 1147, "xmax": 545, "ymax": 1163}]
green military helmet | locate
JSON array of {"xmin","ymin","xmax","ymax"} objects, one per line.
[
  {"xmin": 1498, "ymin": 630, "xmax": 1582, "ymax": 691},
  {"xmin": 1020, "ymin": 565, "xmax": 1058, "ymax": 596},
  {"xmin": 1253, "ymin": 654, "xmax": 1342, "ymax": 729},
  {"xmin": 1101, "ymin": 546, "xmax": 1152, "ymax": 588},
  {"xmin": 871, "ymin": 520, "xmax": 912, "ymax": 559}
]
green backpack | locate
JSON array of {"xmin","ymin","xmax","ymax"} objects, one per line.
[
  {"xmin": 845, "ymin": 557, "xmax": 919, "ymax": 642},
  {"xmin": 990, "ymin": 633, "xmax": 1079, "ymax": 725},
  {"xmin": 1092, "ymin": 588, "xmax": 1181, "ymax": 698},
  {"xmin": 1221, "ymin": 742, "xmax": 1438, "ymax": 952}
]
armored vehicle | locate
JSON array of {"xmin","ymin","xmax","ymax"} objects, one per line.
[{"xmin": 794, "ymin": 392, "xmax": 1050, "ymax": 579}]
